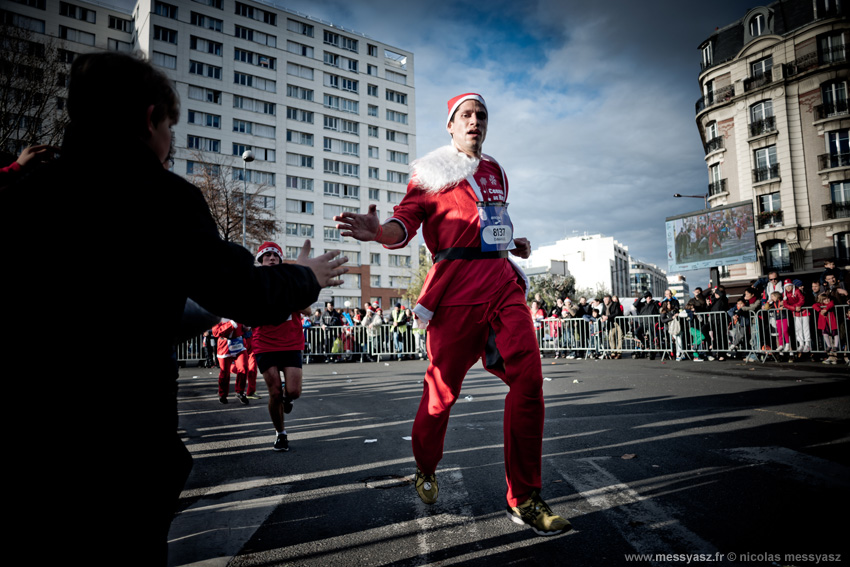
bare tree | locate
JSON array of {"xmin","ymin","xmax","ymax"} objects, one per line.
[
  {"xmin": 0, "ymin": 21, "xmax": 69, "ymax": 152},
  {"xmin": 186, "ymin": 152, "xmax": 280, "ymax": 248}
]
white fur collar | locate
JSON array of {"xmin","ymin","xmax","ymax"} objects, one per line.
[{"xmin": 410, "ymin": 144, "xmax": 479, "ymax": 194}]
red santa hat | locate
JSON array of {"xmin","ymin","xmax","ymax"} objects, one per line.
[
  {"xmin": 256, "ymin": 241, "xmax": 283, "ymax": 262},
  {"xmin": 783, "ymin": 279, "xmax": 794, "ymax": 287},
  {"xmin": 446, "ymin": 93, "xmax": 486, "ymax": 127}
]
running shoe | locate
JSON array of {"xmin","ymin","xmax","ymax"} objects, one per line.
[
  {"xmin": 506, "ymin": 491, "xmax": 572, "ymax": 536},
  {"xmin": 414, "ymin": 467, "xmax": 438, "ymax": 505},
  {"xmin": 273, "ymin": 434, "xmax": 289, "ymax": 452}
]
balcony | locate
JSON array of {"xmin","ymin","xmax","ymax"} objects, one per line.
[
  {"xmin": 823, "ymin": 202, "xmax": 850, "ymax": 220},
  {"xmin": 785, "ymin": 44, "xmax": 848, "ymax": 77},
  {"xmin": 818, "ymin": 152, "xmax": 850, "ymax": 170},
  {"xmin": 695, "ymin": 84, "xmax": 734, "ymax": 114},
  {"xmin": 704, "ymin": 136, "xmax": 724, "ymax": 154},
  {"xmin": 753, "ymin": 164, "xmax": 780, "ymax": 183},
  {"xmin": 758, "ymin": 210, "xmax": 784, "ymax": 229},
  {"xmin": 708, "ymin": 179, "xmax": 727, "ymax": 196},
  {"xmin": 815, "ymin": 100, "xmax": 849, "ymax": 120},
  {"xmin": 749, "ymin": 116, "xmax": 777, "ymax": 137},
  {"xmin": 744, "ymin": 69, "xmax": 773, "ymax": 92}
]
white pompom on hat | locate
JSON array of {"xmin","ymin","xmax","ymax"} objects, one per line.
[
  {"xmin": 256, "ymin": 241, "xmax": 283, "ymax": 262},
  {"xmin": 446, "ymin": 93, "xmax": 487, "ymax": 128}
]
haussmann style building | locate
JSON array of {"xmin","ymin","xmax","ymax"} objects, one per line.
[{"xmin": 695, "ymin": 0, "xmax": 848, "ymax": 283}]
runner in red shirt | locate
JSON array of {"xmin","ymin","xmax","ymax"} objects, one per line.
[{"xmin": 253, "ymin": 242, "xmax": 309, "ymax": 452}]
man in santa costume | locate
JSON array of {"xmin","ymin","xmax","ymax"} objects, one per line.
[
  {"xmin": 253, "ymin": 242, "xmax": 310, "ymax": 452},
  {"xmin": 336, "ymin": 93, "xmax": 570, "ymax": 536}
]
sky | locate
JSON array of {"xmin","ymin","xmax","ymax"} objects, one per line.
[
  {"xmin": 271, "ymin": 0, "xmax": 755, "ymax": 287},
  {"xmin": 111, "ymin": 0, "xmax": 757, "ymax": 286}
]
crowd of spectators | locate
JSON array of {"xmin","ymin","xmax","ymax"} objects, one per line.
[
  {"xmin": 302, "ymin": 301, "xmax": 427, "ymax": 362},
  {"xmin": 527, "ymin": 260, "xmax": 849, "ymax": 365}
]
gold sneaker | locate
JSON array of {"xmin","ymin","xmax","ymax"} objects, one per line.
[
  {"xmin": 507, "ymin": 491, "xmax": 572, "ymax": 536},
  {"xmin": 414, "ymin": 467, "xmax": 438, "ymax": 505}
]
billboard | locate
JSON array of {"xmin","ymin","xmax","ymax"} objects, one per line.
[{"xmin": 665, "ymin": 201, "xmax": 757, "ymax": 272}]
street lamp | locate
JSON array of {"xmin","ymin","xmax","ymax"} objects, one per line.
[
  {"xmin": 673, "ymin": 193, "xmax": 709, "ymax": 210},
  {"xmin": 241, "ymin": 150, "xmax": 254, "ymax": 248}
]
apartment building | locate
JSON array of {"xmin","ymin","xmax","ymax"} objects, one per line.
[
  {"xmin": 2, "ymin": 0, "xmax": 418, "ymax": 308},
  {"xmin": 695, "ymin": 0, "xmax": 848, "ymax": 281}
]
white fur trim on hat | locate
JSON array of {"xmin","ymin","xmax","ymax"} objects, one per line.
[{"xmin": 256, "ymin": 241, "xmax": 283, "ymax": 262}]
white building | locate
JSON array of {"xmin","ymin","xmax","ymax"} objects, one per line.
[
  {"xmin": 521, "ymin": 233, "xmax": 631, "ymax": 298},
  {"xmin": 2, "ymin": 0, "xmax": 418, "ymax": 309}
]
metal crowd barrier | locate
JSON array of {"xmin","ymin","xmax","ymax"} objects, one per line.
[
  {"xmin": 176, "ymin": 306, "xmax": 848, "ymax": 365},
  {"xmin": 533, "ymin": 304, "xmax": 848, "ymax": 362}
]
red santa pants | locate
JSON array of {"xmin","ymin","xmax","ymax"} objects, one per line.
[
  {"xmin": 236, "ymin": 352, "xmax": 258, "ymax": 396},
  {"xmin": 412, "ymin": 280, "xmax": 544, "ymax": 507},
  {"xmin": 218, "ymin": 354, "xmax": 247, "ymax": 397}
]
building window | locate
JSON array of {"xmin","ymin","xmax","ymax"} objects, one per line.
[
  {"xmin": 758, "ymin": 192, "xmax": 783, "ymax": 227},
  {"xmin": 835, "ymin": 232, "xmax": 850, "ymax": 262},
  {"xmin": 386, "ymin": 110, "xmax": 408, "ymax": 124},
  {"xmin": 286, "ymin": 222, "xmax": 314, "ymax": 238},
  {"xmin": 234, "ymin": 71, "xmax": 276, "ymax": 93},
  {"xmin": 192, "ymin": 0, "xmax": 222, "ymax": 9},
  {"xmin": 285, "ymin": 107, "xmax": 312, "ymax": 122},
  {"xmin": 286, "ymin": 175, "xmax": 313, "ymax": 191},
  {"xmin": 819, "ymin": 31, "xmax": 847, "ymax": 65},
  {"xmin": 234, "ymin": 24, "xmax": 276, "ymax": 47},
  {"xmin": 189, "ymin": 60, "xmax": 222, "ymax": 80},
  {"xmin": 388, "ymin": 254, "xmax": 411, "ymax": 268},
  {"xmin": 187, "ymin": 135, "xmax": 220, "ymax": 153},
  {"xmin": 234, "ymin": 95, "xmax": 275, "ymax": 115},
  {"xmin": 286, "ymin": 199, "xmax": 314, "ymax": 215},
  {"xmin": 58, "ymin": 25, "xmax": 95, "ymax": 45},
  {"xmin": 187, "ymin": 110, "xmax": 220, "ymax": 128},
  {"xmin": 286, "ymin": 85, "xmax": 313, "ymax": 102},
  {"xmin": 370, "ymin": 253, "xmax": 381, "ymax": 266},
  {"xmin": 753, "ymin": 145, "xmax": 779, "ymax": 182},
  {"xmin": 287, "ymin": 153, "xmax": 313, "ymax": 169},
  {"xmin": 154, "ymin": 1, "xmax": 177, "ymax": 19},
  {"xmin": 825, "ymin": 129, "xmax": 849, "ymax": 169},
  {"xmin": 369, "ymin": 167, "xmax": 379, "ymax": 179},
  {"xmin": 60, "ymin": 2, "xmax": 95, "ymax": 23},
  {"xmin": 749, "ymin": 13, "xmax": 766, "ymax": 37},
  {"xmin": 234, "ymin": 1, "xmax": 276, "ymax": 26},
  {"xmin": 825, "ymin": 180, "xmax": 850, "ymax": 220},
  {"xmin": 369, "ymin": 188, "xmax": 379, "ymax": 200},
  {"xmin": 187, "ymin": 85, "xmax": 221, "ymax": 104},
  {"xmin": 386, "ymin": 70, "xmax": 407, "ymax": 85},
  {"xmin": 820, "ymin": 81, "xmax": 848, "ymax": 119},
  {"xmin": 286, "ymin": 18, "xmax": 313, "ymax": 37},
  {"xmin": 190, "ymin": 35, "xmax": 222, "ymax": 56},
  {"xmin": 749, "ymin": 100, "xmax": 775, "ymax": 136},
  {"xmin": 763, "ymin": 240, "xmax": 790, "ymax": 271},
  {"xmin": 700, "ymin": 41, "xmax": 713, "ymax": 70},
  {"xmin": 287, "ymin": 129, "xmax": 313, "ymax": 146},
  {"xmin": 287, "ymin": 62, "xmax": 313, "ymax": 80},
  {"xmin": 287, "ymin": 40, "xmax": 313, "ymax": 58},
  {"xmin": 368, "ymin": 84, "xmax": 378, "ymax": 97},
  {"xmin": 190, "ymin": 11, "xmax": 222, "ymax": 32},
  {"xmin": 234, "ymin": 47, "xmax": 276, "ymax": 69},
  {"xmin": 153, "ymin": 25, "xmax": 177, "ymax": 44},
  {"xmin": 109, "ymin": 38, "xmax": 133, "ymax": 53},
  {"xmin": 386, "ymin": 89, "xmax": 407, "ymax": 105},
  {"xmin": 108, "ymin": 15, "xmax": 131, "ymax": 32},
  {"xmin": 323, "ymin": 30, "xmax": 358, "ymax": 52}
]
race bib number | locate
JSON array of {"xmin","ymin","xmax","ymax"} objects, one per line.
[
  {"xmin": 227, "ymin": 336, "xmax": 245, "ymax": 356},
  {"xmin": 478, "ymin": 202, "xmax": 514, "ymax": 252}
]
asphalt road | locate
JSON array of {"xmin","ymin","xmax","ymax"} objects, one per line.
[{"xmin": 168, "ymin": 356, "xmax": 850, "ymax": 567}]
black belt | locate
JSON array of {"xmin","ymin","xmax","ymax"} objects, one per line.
[{"xmin": 433, "ymin": 247, "xmax": 509, "ymax": 263}]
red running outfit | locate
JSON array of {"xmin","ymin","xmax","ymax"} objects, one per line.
[
  {"xmin": 212, "ymin": 320, "xmax": 248, "ymax": 398},
  {"xmin": 386, "ymin": 144, "xmax": 541, "ymax": 507}
]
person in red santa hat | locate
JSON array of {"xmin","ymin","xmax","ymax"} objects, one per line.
[
  {"xmin": 335, "ymin": 93, "xmax": 570, "ymax": 536},
  {"xmin": 252, "ymin": 241, "xmax": 311, "ymax": 451}
]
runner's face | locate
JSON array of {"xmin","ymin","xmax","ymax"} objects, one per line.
[
  {"xmin": 261, "ymin": 252, "xmax": 280, "ymax": 266},
  {"xmin": 447, "ymin": 100, "xmax": 487, "ymax": 158}
]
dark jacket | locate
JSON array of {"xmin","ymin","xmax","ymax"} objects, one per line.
[
  {"xmin": 633, "ymin": 298, "xmax": 660, "ymax": 316},
  {"xmin": 0, "ymin": 140, "xmax": 321, "ymax": 561}
]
